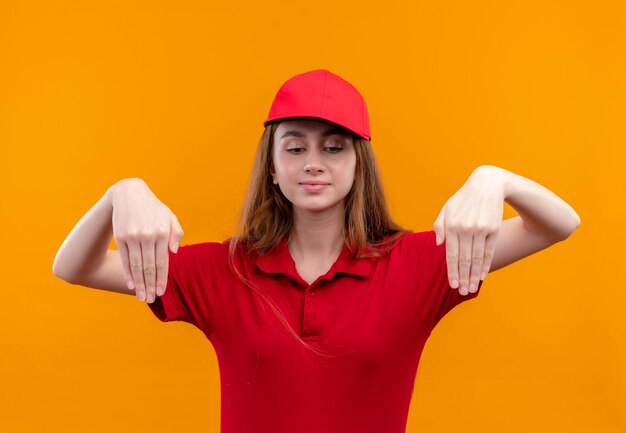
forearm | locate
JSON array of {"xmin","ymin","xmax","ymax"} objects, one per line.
[
  {"xmin": 51, "ymin": 178, "xmax": 144, "ymax": 283},
  {"xmin": 493, "ymin": 166, "xmax": 581, "ymax": 241}
]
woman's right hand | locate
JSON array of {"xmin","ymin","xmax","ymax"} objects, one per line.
[{"xmin": 107, "ymin": 178, "xmax": 184, "ymax": 303}]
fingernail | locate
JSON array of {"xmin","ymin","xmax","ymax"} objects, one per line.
[
  {"xmin": 436, "ymin": 234, "xmax": 441, "ymax": 245},
  {"xmin": 172, "ymin": 242, "xmax": 179, "ymax": 253},
  {"xmin": 147, "ymin": 293, "xmax": 155, "ymax": 303},
  {"xmin": 138, "ymin": 291, "xmax": 146, "ymax": 301},
  {"xmin": 469, "ymin": 283, "xmax": 476, "ymax": 292},
  {"xmin": 481, "ymin": 272, "xmax": 487, "ymax": 280},
  {"xmin": 156, "ymin": 286, "xmax": 164, "ymax": 296},
  {"xmin": 127, "ymin": 280, "xmax": 134, "ymax": 290},
  {"xmin": 451, "ymin": 279, "xmax": 459, "ymax": 288}
]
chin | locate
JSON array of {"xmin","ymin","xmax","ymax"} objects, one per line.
[{"xmin": 292, "ymin": 199, "xmax": 345, "ymax": 214}]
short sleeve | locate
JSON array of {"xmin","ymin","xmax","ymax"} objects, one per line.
[
  {"xmin": 147, "ymin": 242, "xmax": 227, "ymax": 338},
  {"xmin": 412, "ymin": 230, "xmax": 484, "ymax": 334}
]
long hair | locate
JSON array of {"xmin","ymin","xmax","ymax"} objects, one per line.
[{"xmin": 228, "ymin": 121, "xmax": 409, "ymax": 357}]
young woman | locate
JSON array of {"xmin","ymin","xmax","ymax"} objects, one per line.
[{"xmin": 53, "ymin": 69, "xmax": 581, "ymax": 433}]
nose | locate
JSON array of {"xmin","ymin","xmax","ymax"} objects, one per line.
[
  {"xmin": 303, "ymin": 148, "xmax": 325, "ymax": 174},
  {"xmin": 303, "ymin": 163, "xmax": 324, "ymax": 174}
]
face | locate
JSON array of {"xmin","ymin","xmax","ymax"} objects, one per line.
[{"xmin": 270, "ymin": 119, "xmax": 357, "ymax": 214}]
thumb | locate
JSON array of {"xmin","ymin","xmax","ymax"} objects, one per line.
[
  {"xmin": 169, "ymin": 213, "xmax": 185, "ymax": 253},
  {"xmin": 433, "ymin": 207, "xmax": 445, "ymax": 246}
]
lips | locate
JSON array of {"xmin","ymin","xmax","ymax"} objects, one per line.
[
  {"xmin": 300, "ymin": 181, "xmax": 330, "ymax": 185},
  {"xmin": 300, "ymin": 181, "xmax": 329, "ymax": 192}
]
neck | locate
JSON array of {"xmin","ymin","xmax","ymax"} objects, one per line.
[{"xmin": 288, "ymin": 204, "xmax": 346, "ymax": 262}]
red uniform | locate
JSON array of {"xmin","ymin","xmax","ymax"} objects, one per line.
[{"xmin": 148, "ymin": 230, "xmax": 483, "ymax": 433}]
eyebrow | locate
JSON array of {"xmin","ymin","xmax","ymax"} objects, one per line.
[{"xmin": 279, "ymin": 127, "xmax": 350, "ymax": 141}]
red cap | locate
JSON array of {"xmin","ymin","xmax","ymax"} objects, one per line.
[{"xmin": 263, "ymin": 69, "xmax": 371, "ymax": 141}]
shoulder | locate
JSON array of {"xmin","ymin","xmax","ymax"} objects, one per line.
[
  {"xmin": 387, "ymin": 230, "xmax": 438, "ymax": 253},
  {"xmin": 381, "ymin": 230, "xmax": 443, "ymax": 267},
  {"xmin": 176, "ymin": 240, "xmax": 229, "ymax": 254},
  {"xmin": 167, "ymin": 239, "xmax": 245, "ymax": 281},
  {"xmin": 171, "ymin": 239, "xmax": 234, "ymax": 265}
]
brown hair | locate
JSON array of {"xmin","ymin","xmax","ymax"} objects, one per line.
[{"xmin": 228, "ymin": 121, "xmax": 408, "ymax": 357}]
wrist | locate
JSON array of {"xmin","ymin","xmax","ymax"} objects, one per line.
[
  {"xmin": 475, "ymin": 165, "xmax": 512, "ymax": 199},
  {"xmin": 106, "ymin": 178, "xmax": 147, "ymax": 208}
]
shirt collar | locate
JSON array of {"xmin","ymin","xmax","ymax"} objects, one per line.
[{"xmin": 255, "ymin": 238, "xmax": 372, "ymax": 282}]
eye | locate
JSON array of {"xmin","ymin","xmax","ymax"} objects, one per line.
[
  {"xmin": 325, "ymin": 145, "xmax": 343, "ymax": 153},
  {"xmin": 286, "ymin": 147, "xmax": 305, "ymax": 154}
]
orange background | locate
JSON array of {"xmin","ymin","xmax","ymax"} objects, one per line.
[{"xmin": 1, "ymin": 1, "xmax": 624, "ymax": 432}]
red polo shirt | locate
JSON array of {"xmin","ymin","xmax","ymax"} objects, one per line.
[{"xmin": 148, "ymin": 230, "xmax": 483, "ymax": 433}]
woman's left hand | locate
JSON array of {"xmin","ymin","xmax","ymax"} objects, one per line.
[{"xmin": 433, "ymin": 165, "xmax": 507, "ymax": 296}]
